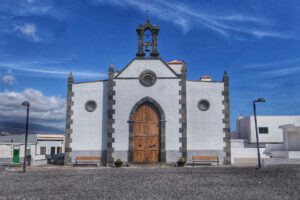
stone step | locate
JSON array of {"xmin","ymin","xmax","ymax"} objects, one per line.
[{"xmin": 263, "ymin": 158, "xmax": 300, "ymax": 166}]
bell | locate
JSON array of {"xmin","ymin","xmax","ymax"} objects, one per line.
[
  {"xmin": 144, "ymin": 42, "xmax": 151, "ymax": 52},
  {"xmin": 145, "ymin": 45, "xmax": 150, "ymax": 52}
]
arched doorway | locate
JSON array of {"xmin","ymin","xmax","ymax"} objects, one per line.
[
  {"xmin": 128, "ymin": 97, "xmax": 166, "ymax": 163},
  {"xmin": 133, "ymin": 103, "xmax": 160, "ymax": 162}
]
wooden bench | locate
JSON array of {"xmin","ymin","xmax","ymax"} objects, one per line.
[
  {"xmin": 192, "ymin": 155, "xmax": 219, "ymax": 166},
  {"xmin": 75, "ymin": 156, "xmax": 101, "ymax": 166}
]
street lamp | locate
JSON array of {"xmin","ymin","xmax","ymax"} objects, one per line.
[
  {"xmin": 22, "ymin": 101, "xmax": 30, "ymax": 173},
  {"xmin": 253, "ymin": 98, "xmax": 266, "ymax": 169}
]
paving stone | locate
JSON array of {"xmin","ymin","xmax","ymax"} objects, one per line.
[{"xmin": 0, "ymin": 165, "xmax": 299, "ymax": 200}]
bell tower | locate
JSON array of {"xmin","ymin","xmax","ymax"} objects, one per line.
[{"xmin": 136, "ymin": 20, "xmax": 160, "ymax": 58}]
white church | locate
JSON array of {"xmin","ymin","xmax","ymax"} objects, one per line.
[{"xmin": 64, "ymin": 20, "xmax": 231, "ymax": 165}]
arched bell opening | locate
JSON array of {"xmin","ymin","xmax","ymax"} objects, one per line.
[
  {"xmin": 143, "ymin": 29, "xmax": 153, "ymax": 56},
  {"xmin": 136, "ymin": 20, "xmax": 160, "ymax": 58}
]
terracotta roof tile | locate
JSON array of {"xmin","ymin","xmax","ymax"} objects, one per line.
[{"xmin": 167, "ymin": 60, "xmax": 183, "ymax": 64}]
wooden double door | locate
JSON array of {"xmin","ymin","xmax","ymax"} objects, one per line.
[{"xmin": 133, "ymin": 103, "xmax": 160, "ymax": 162}]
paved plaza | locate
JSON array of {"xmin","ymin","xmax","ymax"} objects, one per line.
[{"xmin": 0, "ymin": 165, "xmax": 299, "ymax": 199}]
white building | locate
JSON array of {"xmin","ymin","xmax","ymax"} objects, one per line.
[
  {"xmin": 231, "ymin": 116, "xmax": 300, "ymax": 166},
  {"xmin": 0, "ymin": 134, "xmax": 65, "ymax": 165},
  {"xmin": 0, "ymin": 142, "xmax": 36, "ymax": 164},
  {"xmin": 65, "ymin": 20, "xmax": 231, "ymax": 166},
  {"xmin": 235, "ymin": 116, "xmax": 300, "ymax": 143},
  {"xmin": 280, "ymin": 124, "xmax": 300, "ymax": 152}
]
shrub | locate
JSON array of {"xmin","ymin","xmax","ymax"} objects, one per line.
[{"xmin": 114, "ymin": 158, "xmax": 123, "ymax": 167}]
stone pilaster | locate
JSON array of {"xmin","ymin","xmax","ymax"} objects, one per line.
[
  {"xmin": 64, "ymin": 72, "xmax": 74, "ymax": 165},
  {"xmin": 179, "ymin": 63, "xmax": 187, "ymax": 160},
  {"xmin": 107, "ymin": 64, "xmax": 116, "ymax": 165},
  {"xmin": 136, "ymin": 26, "xmax": 145, "ymax": 58},
  {"xmin": 150, "ymin": 25, "xmax": 159, "ymax": 57},
  {"xmin": 222, "ymin": 70, "xmax": 231, "ymax": 164}
]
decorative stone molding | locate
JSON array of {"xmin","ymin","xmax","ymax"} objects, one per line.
[
  {"xmin": 85, "ymin": 100, "xmax": 97, "ymax": 112},
  {"xmin": 107, "ymin": 64, "xmax": 116, "ymax": 165},
  {"xmin": 222, "ymin": 70, "xmax": 231, "ymax": 165},
  {"xmin": 139, "ymin": 70, "xmax": 157, "ymax": 87},
  {"xmin": 64, "ymin": 72, "xmax": 74, "ymax": 165},
  {"xmin": 179, "ymin": 64, "xmax": 187, "ymax": 160},
  {"xmin": 198, "ymin": 99, "xmax": 210, "ymax": 111},
  {"xmin": 128, "ymin": 97, "xmax": 166, "ymax": 163}
]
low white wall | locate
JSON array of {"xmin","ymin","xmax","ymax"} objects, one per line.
[
  {"xmin": 231, "ymin": 139, "xmax": 268, "ymax": 166},
  {"xmin": 289, "ymin": 151, "xmax": 300, "ymax": 158}
]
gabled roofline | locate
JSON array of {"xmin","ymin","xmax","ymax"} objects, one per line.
[
  {"xmin": 114, "ymin": 58, "xmax": 136, "ymax": 78},
  {"xmin": 115, "ymin": 57, "xmax": 180, "ymax": 78},
  {"xmin": 187, "ymin": 80, "xmax": 223, "ymax": 83},
  {"xmin": 73, "ymin": 80, "xmax": 108, "ymax": 84}
]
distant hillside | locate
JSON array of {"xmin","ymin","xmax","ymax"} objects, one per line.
[{"xmin": 0, "ymin": 121, "xmax": 64, "ymax": 136}]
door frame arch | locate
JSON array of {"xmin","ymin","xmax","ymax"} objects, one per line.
[{"xmin": 128, "ymin": 97, "xmax": 166, "ymax": 163}]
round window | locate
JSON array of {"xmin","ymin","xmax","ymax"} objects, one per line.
[
  {"xmin": 139, "ymin": 70, "xmax": 157, "ymax": 87},
  {"xmin": 85, "ymin": 100, "xmax": 97, "ymax": 112},
  {"xmin": 198, "ymin": 99, "xmax": 210, "ymax": 111}
]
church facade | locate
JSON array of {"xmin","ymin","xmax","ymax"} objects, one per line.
[{"xmin": 64, "ymin": 20, "xmax": 231, "ymax": 165}]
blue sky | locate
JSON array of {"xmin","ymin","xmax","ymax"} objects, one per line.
[{"xmin": 0, "ymin": 0, "xmax": 299, "ymax": 131}]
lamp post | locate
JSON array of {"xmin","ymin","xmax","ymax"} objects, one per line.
[
  {"xmin": 253, "ymin": 98, "xmax": 266, "ymax": 169},
  {"xmin": 22, "ymin": 101, "xmax": 30, "ymax": 173}
]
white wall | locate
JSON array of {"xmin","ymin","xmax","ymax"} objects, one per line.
[
  {"xmin": 114, "ymin": 79, "xmax": 181, "ymax": 152},
  {"xmin": 281, "ymin": 125, "xmax": 300, "ymax": 151},
  {"xmin": 237, "ymin": 116, "xmax": 300, "ymax": 143},
  {"xmin": 286, "ymin": 132, "xmax": 300, "ymax": 151},
  {"xmin": 230, "ymin": 139, "xmax": 269, "ymax": 166},
  {"xmin": 71, "ymin": 81, "xmax": 108, "ymax": 151},
  {"xmin": 168, "ymin": 63, "xmax": 182, "ymax": 74},
  {"xmin": 0, "ymin": 143, "xmax": 36, "ymax": 159},
  {"xmin": 236, "ymin": 117, "xmax": 251, "ymax": 140},
  {"xmin": 186, "ymin": 81, "xmax": 225, "ymax": 150},
  {"xmin": 0, "ymin": 134, "xmax": 64, "ymax": 155},
  {"xmin": 117, "ymin": 59, "xmax": 178, "ymax": 78},
  {"xmin": 36, "ymin": 140, "xmax": 64, "ymax": 155},
  {"xmin": 114, "ymin": 59, "xmax": 181, "ymax": 162},
  {"xmin": 0, "ymin": 144, "xmax": 13, "ymax": 158}
]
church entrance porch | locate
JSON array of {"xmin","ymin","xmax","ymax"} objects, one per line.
[{"xmin": 133, "ymin": 103, "xmax": 160, "ymax": 162}]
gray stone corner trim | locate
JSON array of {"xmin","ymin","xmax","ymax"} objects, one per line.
[
  {"xmin": 128, "ymin": 96, "xmax": 166, "ymax": 163},
  {"xmin": 179, "ymin": 64, "xmax": 187, "ymax": 160},
  {"xmin": 107, "ymin": 64, "xmax": 116, "ymax": 165},
  {"xmin": 222, "ymin": 70, "xmax": 231, "ymax": 165},
  {"xmin": 64, "ymin": 72, "xmax": 74, "ymax": 165}
]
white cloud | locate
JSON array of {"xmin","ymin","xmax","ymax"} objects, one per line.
[
  {"xmin": 266, "ymin": 67, "xmax": 300, "ymax": 76},
  {"xmin": 93, "ymin": 0, "xmax": 294, "ymax": 39},
  {"xmin": 14, "ymin": 23, "xmax": 40, "ymax": 41},
  {"xmin": 2, "ymin": 74, "xmax": 17, "ymax": 85},
  {"xmin": 243, "ymin": 57, "xmax": 300, "ymax": 69},
  {"xmin": 0, "ymin": 88, "xmax": 66, "ymax": 124},
  {"xmin": 0, "ymin": 60, "xmax": 106, "ymax": 79},
  {"xmin": 0, "ymin": 0, "xmax": 65, "ymax": 19}
]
